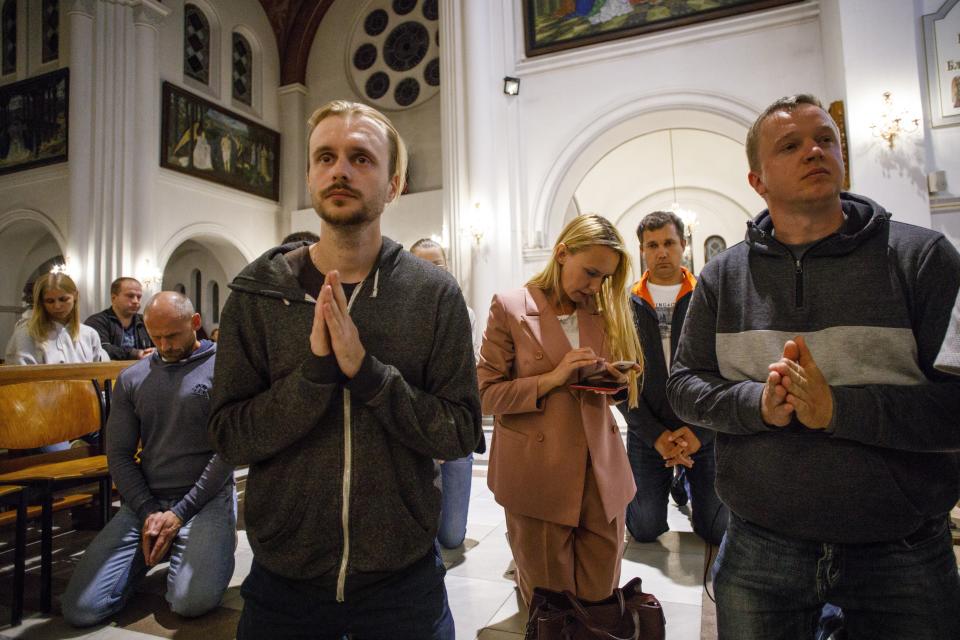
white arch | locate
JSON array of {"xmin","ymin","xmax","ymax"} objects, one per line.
[
  {"xmin": 158, "ymin": 222, "xmax": 255, "ymax": 274},
  {"xmin": 0, "ymin": 208, "xmax": 67, "ymax": 252},
  {"xmin": 532, "ymin": 89, "xmax": 761, "ymax": 246}
]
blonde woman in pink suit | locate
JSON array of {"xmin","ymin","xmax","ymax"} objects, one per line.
[{"xmin": 478, "ymin": 214, "xmax": 644, "ymax": 605}]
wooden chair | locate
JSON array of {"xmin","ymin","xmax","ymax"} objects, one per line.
[
  {"xmin": 0, "ymin": 379, "xmax": 111, "ymax": 614},
  {"xmin": 0, "ymin": 485, "xmax": 26, "ymax": 627}
]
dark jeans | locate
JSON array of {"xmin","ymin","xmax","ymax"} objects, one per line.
[
  {"xmin": 713, "ymin": 512, "xmax": 960, "ymax": 640},
  {"xmin": 237, "ymin": 545, "xmax": 455, "ymax": 640},
  {"xmin": 625, "ymin": 430, "xmax": 728, "ymax": 545}
]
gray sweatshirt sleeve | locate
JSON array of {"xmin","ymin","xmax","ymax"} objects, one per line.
[
  {"xmin": 345, "ymin": 285, "xmax": 483, "ymax": 461},
  {"xmin": 667, "ymin": 268, "xmax": 772, "ymax": 436},
  {"xmin": 828, "ymin": 236, "xmax": 960, "ymax": 452},
  {"xmin": 169, "ymin": 453, "xmax": 234, "ymax": 523},
  {"xmin": 106, "ymin": 374, "xmax": 161, "ymax": 522}
]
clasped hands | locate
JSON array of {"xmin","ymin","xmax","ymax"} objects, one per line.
[
  {"xmin": 761, "ymin": 335, "xmax": 833, "ymax": 429},
  {"xmin": 654, "ymin": 427, "xmax": 701, "ymax": 469},
  {"xmin": 309, "ymin": 270, "xmax": 366, "ymax": 378},
  {"xmin": 141, "ymin": 510, "xmax": 182, "ymax": 567}
]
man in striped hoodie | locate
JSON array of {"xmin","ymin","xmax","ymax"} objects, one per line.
[{"xmin": 668, "ymin": 94, "xmax": 960, "ymax": 639}]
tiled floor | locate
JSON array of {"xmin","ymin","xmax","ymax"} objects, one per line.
[{"xmin": 0, "ymin": 464, "xmax": 711, "ymax": 640}]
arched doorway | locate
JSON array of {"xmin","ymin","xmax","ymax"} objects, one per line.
[
  {"xmin": 0, "ymin": 213, "xmax": 66, "ymax": 357},
  {"xmin": 534, "ymin": 101, "xmax": 764, "ymax": 280},
  {"xmin": 574, "ymin": 128, "xmax": 758, "ymax": 275},
  {"xmin": 160, "ymin": 235, "xmax": 248, "ymax": 335}
]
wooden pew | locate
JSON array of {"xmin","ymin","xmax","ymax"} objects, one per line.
[{"xmin": 0, "ymin": 361, "xmax": 134, "ymax": 614}]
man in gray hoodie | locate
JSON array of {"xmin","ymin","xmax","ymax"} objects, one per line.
[
  {"xmin": 209, "ymin": 100, "xmax": 482, "ymax": 639},
  {"xmin": 667, "ymin": 94, "xmax": 960, "ymax": 639},
  {"xmin": 62, "ymin": 292, "xmax": 236, "ymax": 626}
]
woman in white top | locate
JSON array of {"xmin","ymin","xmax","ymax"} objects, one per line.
[
  {"xmin": 6, "ymin": 272, "xmax": 109, "ymax": 365},
  {"xmin": 4, "ymin": 272, "xmax": 108, "ymax": 451}
]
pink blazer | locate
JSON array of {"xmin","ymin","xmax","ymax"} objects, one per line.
[{"xmin": 477, "ymin": 286, "xmax": 635, "ymax": 527}]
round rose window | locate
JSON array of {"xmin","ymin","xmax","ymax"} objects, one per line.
[{"xmin": 347, "ymin": 0, "xmax": 439, "ymax": 111}]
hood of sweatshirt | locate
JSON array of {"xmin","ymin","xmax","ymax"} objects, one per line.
[
  {"xmin": 745, "ymin": 192, "xmax": 891, "ymax": 257},
  {"xmin": 228, "ymin": 237, "xmax": 405, "ymax": 304}
]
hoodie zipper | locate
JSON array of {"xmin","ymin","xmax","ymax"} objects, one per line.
[
  {"xmin": 794, "ymin": 257, "xmax": 803, "ymax": 308},
  {"xmin": 336, "ymin": 280, "xmax": 366, "ymax": 603}
]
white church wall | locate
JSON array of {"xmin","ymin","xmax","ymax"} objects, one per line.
[
  {"xmin": 460, "ymin": 1, "xmax": 825, "ymax": 318},
  {"xmin": 151, "ymin": 0, "xmax": 281, "ymax": 276},
  {"xmin": 827, "ymin": 0, "xmax": 929, "ymax": 227}
]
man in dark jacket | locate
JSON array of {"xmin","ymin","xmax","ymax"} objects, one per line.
[
  {"xmin": 84, "ymin": 277, "xmax": 154, "ymax": 360},
  {"xmin": 209, "ymin": 100, "xmax": 482, "ymax": 640},
  {"xmin": 667, "ymin": 94, "xmax": 960, "ymax": 639},
  {"xmin": 618, "ymin": 211, "xmax": 727, "ymax": 546}
]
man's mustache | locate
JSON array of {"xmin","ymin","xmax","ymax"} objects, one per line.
[{"xmin": 322, "ymin": 182, "xmax": 361, "ymax": 198}]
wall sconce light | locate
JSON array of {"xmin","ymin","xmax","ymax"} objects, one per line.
[
  {"xmin": 467, "ymin": 202, "xmax": 485, "ymax": 246},
  {"xmin": 50, "ymin": 257, "xmax": 79, "ymax": 281},
  {"xmin": 869, "ymin": 92, "xmax": 919, "ymax": 149},
  {"xmin": 503, "ymin": 76, "xmax": 520, "ymax": 96},
  {"xmin": 139, "ymin": 258, "xmax": 164, "ymax": 289}
]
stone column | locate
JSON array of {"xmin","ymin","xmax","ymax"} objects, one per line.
[
  {"xmin": 132, "ymin": 0, "xmax": 170, "ymax": 295},
  {"xmin": 66, "ymin": 0, "xmax": 97, "ymax": 316},
  {"xmin": 278, "ymin": 83, "xmax": 308, "ymax": 239},
  {"xmin": 66, "ymin": 0, "xmax": 169, "ymax": 316}
]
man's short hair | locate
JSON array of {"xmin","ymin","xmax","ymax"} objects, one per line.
[
  {"xmin": 746, "ymin": 94, "xmax": 832, "ymax": 173},
  {"xmin": 637, "ymin": 211, "xmax": 684, "ymax": 244},
  {"xmin": 282, "ymin": 231, "xmax": 320, "ymax": 244},
  {"xmin": 305, "ymin": 100, "xmax": 408, "ymax": 197},
  {"xmin": 110, "ymin": 277, "xmax": 142, "ymax": 296}
]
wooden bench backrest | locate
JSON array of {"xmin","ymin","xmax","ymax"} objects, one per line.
[{"xmin": 0, "ymin": 380, "xmax": 102, "ymax": 449}]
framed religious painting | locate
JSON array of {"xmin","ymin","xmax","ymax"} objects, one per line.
[
  {"xmin": 523, "ymin": 0, "xmax": 804, "ymax": 58},
  {"xmin": 160, "ymin": 82, "xmax": 280, "ymax": 200},
  {"xmin": 924, "ymin": 0, "xmax": 960, "ymax": 127},
  {"xmin": 0, "ymin": 68, "xmax": 68, "ymax": 176}
]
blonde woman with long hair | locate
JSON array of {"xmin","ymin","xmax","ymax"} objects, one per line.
[
  {"xmin": 5, "ymin": 272, "xmax": 108, "ymax": 366},
  {"xmin": 5, "ymin": 272, "xmax": 108, "ymax": 451},
  {"xmin": 478, "ymin": 214, "xmax": 643, "ymax": 605}
]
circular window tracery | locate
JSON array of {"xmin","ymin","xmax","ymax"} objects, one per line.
[{"xmin": 348, "ymin": 0, "xmax": 439, "ymax": 111}]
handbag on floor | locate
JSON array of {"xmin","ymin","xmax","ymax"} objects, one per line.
[{"xmin": 524, "ymin": 577, "xmax": 666, "ymax": 640}]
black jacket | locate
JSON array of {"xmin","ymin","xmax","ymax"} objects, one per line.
[
  {"xmin": 84, "ymin": 307, "xmax": 152, "ymax": 360},
  {"xmin": 618, "ymin": 268, "xmax": 710, "ymax": 448},
  {"xmin": 209, "ymin": 237, "xmax": 483, "ymax": 583}
]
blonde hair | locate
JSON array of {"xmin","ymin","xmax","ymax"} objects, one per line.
[
  {"xmin": 528, "ymin": 214, "xmax": 644, "ymax": 407},
  {"xmin": 306, "ymin": 100, "xmax": 408, "ymax": 199},
  {"xmin": 29, "ymin": 272, "xmax": 80, "ymax": 343}
]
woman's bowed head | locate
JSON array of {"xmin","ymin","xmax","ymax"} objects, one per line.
[{"xmin": 530, "ymin": 214, "xmax": 644, "ymax": 407}]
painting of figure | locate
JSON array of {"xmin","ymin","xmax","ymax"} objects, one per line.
[
  {"xmin": 161, "ymin": 82, "xmax": 280, "ymax": 201},
  {"xmin": 0, "ymin": 68, "xmax": 68, "ymax": 175},
  {"xmin": 524, "ymin": 0, "xmax": 802, "ymax": 57}
]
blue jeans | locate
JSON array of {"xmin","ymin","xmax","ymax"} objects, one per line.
[
  {"xmin": 713, "ymin": 512, "xmax": 960, "ymax": 640},
  {"xmin": 437, "ymin": 454, "xmax": 473, "ymax": 549},
  {"xmin": 625, "ymin": 430, "xmax": 727, "ymax": 545},
  {"xmin": 236, "ymin": 544, "xmax": 455, "ymax": 639},
  {"xmin": 61, "ymin": 484, "xmax": 237, "ymax": 626}
]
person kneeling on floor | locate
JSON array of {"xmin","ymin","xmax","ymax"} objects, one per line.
[{"xmin": 62, "ymin": 291, "xmax": 236, "ymax": 626}]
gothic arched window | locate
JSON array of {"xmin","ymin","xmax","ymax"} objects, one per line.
[
  {"xmin": 42, "ymin": 0, "xmax": 59, "ymax": 63},
  {"xmin": 232, "ymin": 32, "xmax": 252, "ymax": 105},
  {"xmin": 183, "ymin": 4, "xmax": 211, "ymax": 85},
  {"xmin": 2, "ymin": 0, "xmax": 16, "ymax": 76}
]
